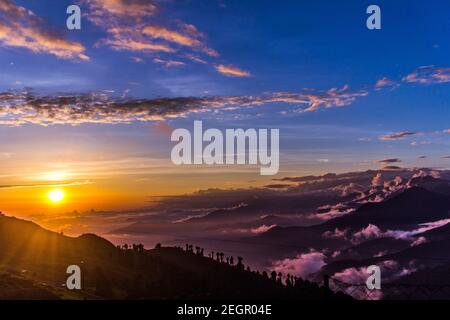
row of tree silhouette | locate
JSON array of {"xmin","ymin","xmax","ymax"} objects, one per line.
[
  {"xmin": 113, "ymin": 242, "xmax": 324, "ymax": 290},
  {"xmin": 181, "ymin": 243, "xmax": 303, "ymax": 287}
]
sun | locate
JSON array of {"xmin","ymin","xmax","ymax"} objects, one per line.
[{"xmin": 48, "ymin": 189, "xmax": 65, "ymax": 203}]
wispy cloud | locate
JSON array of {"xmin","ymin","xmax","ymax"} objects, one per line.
[
  {"xmin": 0, "ymin": 86, "xmax": 368, "ymax": 126},
  {"xmin": 131, "ymin": 56, "xmax": 144, "ymax": 63},
  {"xmin": 375, "ymin": 77, "xmax": 399, "ymax": 90},
  {"xmin": 143, "ymin": 24, "xmax": 218, "ymax": 57},
  {"xmin": 143, "ymin": 25, "xmax": 201, "ymax": 47},
  {"xmin": 82, "ymin": 0, "xmax": 230, "ymax": 74},
  {"xmin": 97, "ymin": 26, "xmax": 175, "ymax": 53},
  {"xmin": 153, "ymin": 57, "xmax": 185, "ymax": 67},
  {"xmin": 184, "ymin": 54, "xmax": 208, "ymax": 64},
  {"xmin": 82, "ymin": 0, "xmax": 157, "ymax": 22},
  {"xmin": 375, "ymin": 66, "xmax": 450, "ymax": 92},
  {"xmin": 381, "ymin": 165, "xmax": 402, "ymax": 171},
  {"xmin": 0, "ymin": 0, "xmax": 89, "ymax": 61},
  {"xmin": 390, "ymin": 127, "xmax": 450, "ymax": 145},
  {"xmin": 300, "ymin": 85, "xmax": 368, "ymax": 112},
  {"xmin": 0, "ymin": 180, "xmax": 93, "ymax": 190},
  {"xmin": 402, "ymin": 65, "xmax": 450, "ymax": 84},
  {"xmin": 378, "ymin": 158, "xmax": 401, "ymax": 164},
  {"xmin": 215, "ymin": 64, "xmax": 251, "ymax": 77},
  {"xmin": 379, "ymin": 131, "xmax": 417, "ymax": 141}
]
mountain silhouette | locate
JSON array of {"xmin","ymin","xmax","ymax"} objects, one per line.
[
  {"xmin": 260, "ymin": 187, "xmax": 450, "ymax": 245},
  {"xmin": 320, "ymin": 187, "xmax": 450, "ymax": 231},
  {"xmin": 0, "ymin": 214, "xmax": 347, "ymax": 300}
]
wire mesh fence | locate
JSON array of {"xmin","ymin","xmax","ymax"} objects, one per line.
[{"xmin": 327, "ymin": 277, "xmax": 450, "ymax": 300}]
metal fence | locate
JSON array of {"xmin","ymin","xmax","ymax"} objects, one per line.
[{"xmin": 327, "ymin": 277, "xmax": 450, "ymax": 300}]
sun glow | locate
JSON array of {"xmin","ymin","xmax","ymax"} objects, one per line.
[
  {"xmin": 42, "ymin": 170, "xmax": 69, "ymax": 181},
  {"xmin": 48, "ymin": 189, "xmax": 65, "ymax": 203}
]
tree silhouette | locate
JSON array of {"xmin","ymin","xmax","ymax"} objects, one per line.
[
  {"xmin": 237, "ymin": 257, "xmax": 244, "ymax": 270},
  {"xmin": 271, "ymin": 271, "xmax": 277, "ymax": 282},
  {"xmin": 286, "ymin": 274, "xmax": 293, "ymax": 287},
  {"xmin": 277, "ymin": 272, "xmax": 283, "ymax": 286}
]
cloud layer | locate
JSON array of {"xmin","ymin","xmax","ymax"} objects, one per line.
[
  {"xmin": 0, "ymin": 86, "xmax": 368, "ymax": 126},
  {"xmin": 81, "ymin": 0, "xmax": 239, "ymax": 74},
  {"xmin": 0, "ymin": 0, "xmax": 247, "ymax": 75},
  {"xmin": 0, "ymin": 0, "xmax": 88, "ymax": 61}
]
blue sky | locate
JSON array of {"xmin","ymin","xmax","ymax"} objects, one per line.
[
  {"xmin": 1, "ymin": 0, "xmax": 450, "ymax": 214},
  {"xmin": 2, "ymin": 0, "xmax": 449, "ymax": 95}
]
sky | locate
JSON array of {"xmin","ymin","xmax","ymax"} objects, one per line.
[{"xmin": 0, "ymin": 0, "xmax": 449, "ymax": 216}]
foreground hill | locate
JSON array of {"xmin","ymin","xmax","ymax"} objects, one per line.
[{"xmin": 0, "ymin": 214, "xmax": 347, "ymax": 300}]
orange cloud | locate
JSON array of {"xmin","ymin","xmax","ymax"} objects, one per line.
[
  {"xmin": 143, "ymin": 26, "xmax": 201, "ymax": 47},
  {"xmin": 85, "ymin": 1, "xmax": 219, "ymax": 62},
  {"xmin": 215, "ymin": 64, "xmax": 251, "ymax": 77},
  {"xmin": 96, "ymin": 26, "xmax": 174, "ymax": 53},
  {"xmin": 83, "ymin": 0, "xmax": 252, "ymax": 74},
  {"xmin": 83, "ymin": 0, "xmax": 156, "ymax": 20},
  {"xmin": 0, "ymin": 0, "xmax": 89, "ymax": 61},
  {"xmin": 143, "ymin": 25, "xmax": 218, "ymax": 57}
]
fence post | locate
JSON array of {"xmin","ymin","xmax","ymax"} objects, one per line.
[{"xmin": 323, "ymin": 274, "xmax": 330, "ymax": 299}]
